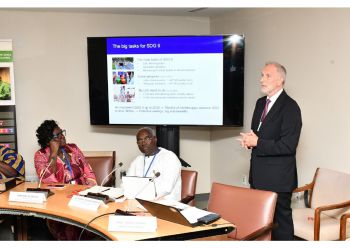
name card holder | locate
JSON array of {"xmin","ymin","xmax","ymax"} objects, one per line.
[
  {"xmin": 108, "ymin": 215, "xmax": 157, "ymax": 232},
  {"xmin": 9, "ymin": 191, "xmax": 47, "ymax": 204},
  {"xmin": 68, "ymin": 195, "xmax": 104, "ymax": 211}
]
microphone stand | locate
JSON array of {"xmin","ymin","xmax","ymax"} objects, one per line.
[
  {"xmin": 100, "ymin": 162, "xmax": 123, "ymax": 188},
  {"xmin": 134, "ymin": 171, "xmax": 160, "ymax": 199},
  {"xmin": 26, "ymin": 158, "xmax": 55, "ymax": 198},
  {"xmin": 85, "ymin": 162, "xmax": 123, "ymax": 203},
  {"xmin": 153, "ymin": 178, "xmax": 158, "ymax": 198},
  {"xmin": 152, "ymin": 171, "xmax": 160, "ymax": 199}
]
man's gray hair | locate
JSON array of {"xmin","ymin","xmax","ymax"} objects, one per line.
[
  {"xmin": 137, "ymin": 127, "xmax": 156, "ymax": 137},
  {"xmin": 265, "ymin": 61, "xmax": 287, "ymax": 84}
]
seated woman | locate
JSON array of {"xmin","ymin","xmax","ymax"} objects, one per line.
[
  {"xmin": 34, "ymin": 120, "xmax": 96, "ymax": 186},
  {"xmin": 34, "ymin": 120, "xmax": 97, "ymax": 240}
]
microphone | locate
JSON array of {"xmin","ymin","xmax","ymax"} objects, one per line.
[
  {"xmin": 85, "ymin": 162, "xmax": 123, "ymax": 202},
  {"xmin": 100, "ymin": 162, "xmax": 123, "ymax": 187},
  {"xmin": 26, "ymin": 158, "xmax": 55, "ymax": 197},
  {"xmin": 38, "ymin": 158, "xmax": 54, "ymax": 188},
  {"xmin": 152, "ymin": 172, "xmax": 160, "ymax": 198},
  {"xmin": 134, "ymin": 171, "xmax": 160, "ymax": 199},
  {"xmin": 150, "ymin": 171, "xmax": 161, "ymax": 182}
]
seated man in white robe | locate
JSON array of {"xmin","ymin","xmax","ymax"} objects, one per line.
[{"xmin": 127, "ymin": 127, "xmax": 182, "ymax": 201}]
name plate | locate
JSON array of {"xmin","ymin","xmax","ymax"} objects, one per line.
[
  {"xmin": 68, "ymin": 195, "xmax": 104, "ymax": 211},
  {"xmin": 108, "ymin": 215, "xmax": 157, "ymax": 232},
  {"xmin": 9, "ymin": 191, "xmax": 47, "ymax": 204}
]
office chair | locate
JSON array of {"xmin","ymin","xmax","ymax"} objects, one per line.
[
  {"xmin": 83, "ymin": 151, "xmax": 116, "ymax": 187},
  {"xmin": 340, "ymin": 213, "xmax": 350, "ymax": 240},
  {"xmin": 180, "ymin": 170, "xmax": 198, "ymax": 206},
  {"xmin": 293, "ymin": 168, "xmax": 350, "ymax": 240},
  {"xmin": 207, "ymin": 182, "xmax": 277, "ymax": 240}
]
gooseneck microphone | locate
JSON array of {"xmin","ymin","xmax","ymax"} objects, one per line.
[
  {"xmin": 134, "ymin": 171, "xmax": 160, "ymax": 199},
  {"xmin": 150, "ymin": 171, "xmax": 161, "ymax": 182},
  {"xmin": 86, "ymin": 162, "xmax": 123, "ymax": 204},
  {"xmin": 26, "ymin": 158, "xmax": 55, "ymax": 197},
  {"xmin": 100, "ymin": 162, "xmax": 123, "ymax": 187},
  {"xmin": 85, "ymin": 162, "xmax": 123, "ymax": 203},
  {"xmin": 38, "ymin": 158, "xmax": 55, "ymax": 188},
  {"xmin": 152, "ymin": 172, "xmax": 160, "ymax": 198}
]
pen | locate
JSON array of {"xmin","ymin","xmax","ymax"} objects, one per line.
[
  {"xmin": 125, "ymin": 211, "xmax": 148, "ymax": 214},
  {"xmin": 108, "ymin": 195, "xmax": 124, "ymax": 201},
  {"xmin": 115, "ymin": 194, "xmax": 124, "ymax": 199},
  {"xmin": 100, "ymin": 188, "xmax": 110, "ymax": 193}
]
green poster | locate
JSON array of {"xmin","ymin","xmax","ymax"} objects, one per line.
[{"xmin": 0, "ymin": 51, "xmax": 13, "ymax": 62}]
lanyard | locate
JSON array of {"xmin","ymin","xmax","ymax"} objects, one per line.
[
  {"xmin": 61, "ymin": 148, "xmax": 73, "ymax": 177},
  {"xmin": 143, "ymin": 153, "xmax": 157, "ymax": 177}
]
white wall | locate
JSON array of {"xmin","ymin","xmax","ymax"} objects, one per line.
[
  {"xmin": 4, "ymin": 8, "xmax": 349, "ymax": 194},
  {"xmin": 181, "ymin": 127, "xmax": 211, "ymax": 192},
  {"xmin": 0, "ymin": 10, "xmax": 212, "ymax": 192},
  {"xmin": 210, "ymin": 8, "xmax": 350, "ymax": 187}
]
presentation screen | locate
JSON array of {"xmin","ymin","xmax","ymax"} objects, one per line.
[{"xmin": 87, "ymin": 35, "xmax": 244, "ymax": 126}]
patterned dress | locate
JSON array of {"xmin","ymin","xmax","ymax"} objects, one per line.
[
  {"xmin": 0, "ymin": 145, "xmax": 25, "ymax": 179},
  {"xmin": 34, "ymin": 143, "xmax": 97, "ymax": 240},
  {"xmin": 34, "ymin": 143, "xmax": 96, "ymax": 185}
]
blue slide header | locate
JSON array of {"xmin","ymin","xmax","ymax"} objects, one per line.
[{"xmin": 107, "ymin": 36, "xmax": 223, "ymax": 54}]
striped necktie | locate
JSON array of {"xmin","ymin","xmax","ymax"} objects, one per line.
[{"xmin": 260, "ymin": 98, "xmax": 271, "ymax": 122}]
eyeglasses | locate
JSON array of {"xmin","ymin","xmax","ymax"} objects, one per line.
[
  {"xmin": 136, "ymin": 136, "xmax": 153, "ymax": 145},
  {"xmin": 52, "ymin": 129, "xmax": 66, "ymax": 139}
]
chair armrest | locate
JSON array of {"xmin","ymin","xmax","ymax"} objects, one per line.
[
  {"xmin": 293, "ymin": 168, "xmax": 319, "ymax": 208},
  {"xmin": 293, "ymin": 183, "xmax": 314, "ymax": 207},
  {"xmin": 240, "ymin": 222, "xmax": 275, "ymax": 241},
  {"xmin": 313, "ymin": 200, "xmax": 350, "ymax": 240},
  {"xmin": 293, "ymin": 183, "xmax": 313, "ymax": 193},
  {"xmin": 340, "ymin": 213, "xmax": 350, "ymax": 240}
]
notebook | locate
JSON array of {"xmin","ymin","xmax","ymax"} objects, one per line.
[{"xmin": 122, "ymin": 176, "xmax": 155, "ymax": 200}]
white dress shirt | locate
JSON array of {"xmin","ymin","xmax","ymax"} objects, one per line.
[
  {"xmin": 266, "ymin": 88, "xmax": 284, "ymax": 114},
  {"xmin": 127, "ymin": 147, "xmax": 182, "ymax": 201}
]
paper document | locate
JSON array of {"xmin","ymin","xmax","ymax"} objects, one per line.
[
  {"xmin": 79, "ymin": 186, "xmax": 124, "ymax": 199},
  {"xmin": 180, "ymin": 207, "xmax": 216, "ymax": 224},
  {"xmin": 137, "ymin": 198, "xmax": 217, "ymax": 226},
  {"xmin": 122, "ymin": 176, "xmax": 155, "ymax": 200},
  {"xmin": 155, "ymin": 199, "xmax": 189, "ymax": 210},
  {"xmin": 155, "ymin": 199, "xmax": 217, "ymax": 224}
]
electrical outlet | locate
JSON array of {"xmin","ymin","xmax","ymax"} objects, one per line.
[
  {"xmin": 296, "ymin": 192, "xmax": 302, "ymax": 200},
  {"xmin": 241, "ymin": 174, "xmax": 248, "ymax": 185}
]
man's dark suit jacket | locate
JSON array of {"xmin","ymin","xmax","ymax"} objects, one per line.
[{"xmin": 249, "ymin": 90, "xmax": 302, "ymax": 193}]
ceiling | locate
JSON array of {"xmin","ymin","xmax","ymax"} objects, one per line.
[{"xmin": 12, "ymin": 7, "xmax": 236, "ymax": 18}]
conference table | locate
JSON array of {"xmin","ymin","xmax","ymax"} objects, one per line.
[{"xmin": 0, "ymin": 182, "xmax": 234, "ymax": 241}]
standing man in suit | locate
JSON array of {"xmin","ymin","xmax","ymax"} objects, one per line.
[{"xmin": 240, "ymin": 62, "xmax": 302, "ymax": 240}]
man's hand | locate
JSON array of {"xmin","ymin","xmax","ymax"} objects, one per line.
[{"xmin": 238, "ymin": 130, "xmax": 258, "ymax": 149}]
